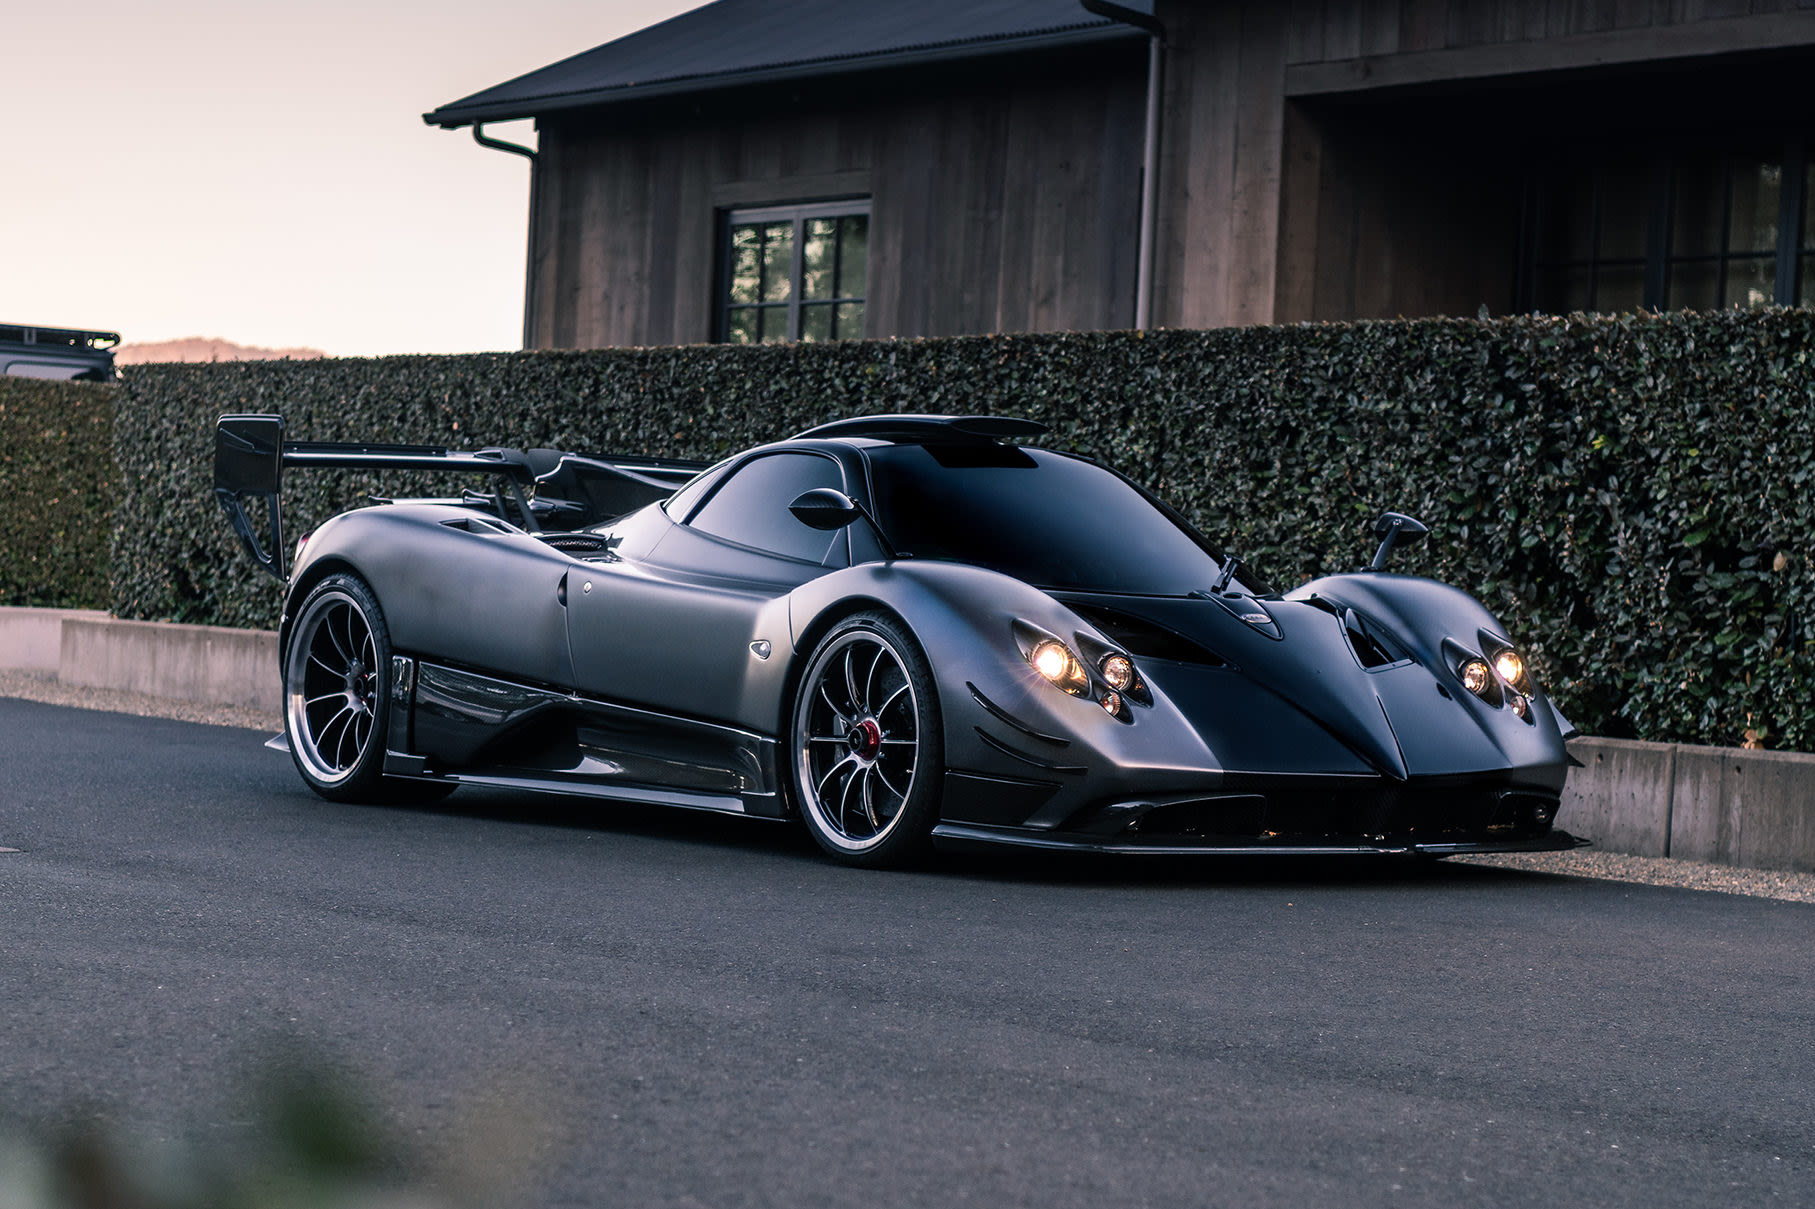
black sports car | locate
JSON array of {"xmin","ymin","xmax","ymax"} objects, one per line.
[{"xmin": 215, "ymin": 412, "xmax": 1581, "ymax": 867}]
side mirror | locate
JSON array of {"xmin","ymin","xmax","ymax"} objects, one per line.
[
  {"xmin": 789, "ymin": 487, "xmax": 863, "ymax": 531},
  {"xmin": 1367, "ymin": 511, "xmax": 1429, "ymax": 572}
]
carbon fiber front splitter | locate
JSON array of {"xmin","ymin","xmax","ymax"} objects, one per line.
[{"xmin": 929, "ymin": 822, "xmax": 1589, "ymax": 858}]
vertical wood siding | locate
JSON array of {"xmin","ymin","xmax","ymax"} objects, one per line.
[
  {"xmin": 1152, "ymin": 0, "xmax": 1815, "ymax": 329},
  {"xmin": 524, "ymin": 0, "xmax": 1815, "ymax": 345},
  {"xmin": 529, "ymin": 56, "xmax": 1145, "ymax": 350},
  {"xmin": 1278, "ymin": 0, "xmax": 1805, "ymax": 64}
]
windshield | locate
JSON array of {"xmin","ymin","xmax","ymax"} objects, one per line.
[{"xmin": 866, "ymin": 444, "xmax": 1239, "ymax": 595}]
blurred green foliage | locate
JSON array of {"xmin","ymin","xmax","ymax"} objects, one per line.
[
  {"xmin": 93, "ymin": 308, "xmax": 1815, "ymax": 748},
  {"xmin": 0, "ymin": 378, "xmax": 115, "ymax": 608},
  {"xmin": 0, "ymin": 1061, "xmax": 447, "ymax": 1209}
]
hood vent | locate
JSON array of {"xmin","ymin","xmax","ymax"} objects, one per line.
[
  {"xmin": 1303, "ymin": 596, "xmax": 1407, "ymax": 670},
  {"xmin": 1066, "ymin": 603, "xmax": 1226, "ymax": 667},
  {"xmin": 1343, "ymin": 609, "xmax": 1398, "ymax": 668}
]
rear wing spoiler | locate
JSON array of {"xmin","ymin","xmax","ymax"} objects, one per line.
[{"xmin": 214, "ymin": 413, "xmax": 708, "ymax": 579}]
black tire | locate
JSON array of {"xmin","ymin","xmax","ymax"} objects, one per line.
[
  {"xmin": 789, "ymin": 611, "xmax": 942, "ymax": 867},
  {"xmin": 283, "ymin": 572, "xmax": 452, "ymax": 804}
]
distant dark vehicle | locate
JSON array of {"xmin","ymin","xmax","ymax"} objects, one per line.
[{"xmin": 0, "ymin": 323, "xmax": 119, "ymax": 381}]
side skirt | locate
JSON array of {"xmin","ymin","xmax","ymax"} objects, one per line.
[{"xmin": 382, "ymin": 655, "xmax": 783, "ymax": 817}]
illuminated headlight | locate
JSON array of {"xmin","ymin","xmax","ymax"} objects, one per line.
[
  {"xmin": 1101, "ymin": 691, "xmax": 1123, "ymax": 716},
  {"xmin": 1493, "ymin": 650, "xmax": 1525, "ymax": 687},
  {"xmin": 1101, "ymin": 654, "xmax": 1136, "ymax": 691},
  {"xmin": 1030, "ymin": 640, "xmax": 1086, "ymax": 691},
  {"xmin": 1460, "ymin": 659, "xmax": 1493, "ymax": 697}
]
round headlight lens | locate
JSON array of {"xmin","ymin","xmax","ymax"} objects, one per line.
[
  {"xmin": 1460, "ymin": 659, "xmax": 1493, "ymax": 697},
  {"xmin": 1509, "ymin": 693, "xmax": 1530, "ymax": 719},
  {"xmin": 1101, "ymin": 691, "xmax": 1123, "ymax": 716},
  {"xmin": 1031, "ymin": 640, "xmax": 1073, "ymax": 683},
  {"xmin": 1493, "ymin": 650, "xmax": 1525, "ymax": 686},
  {"xmin": 1101, "ymin": 654, "xmax": 1135, "ymax": 691}
]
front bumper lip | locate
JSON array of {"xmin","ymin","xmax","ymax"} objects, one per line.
[{"xmin": 930, "ymin": 822, "xmax": 1589, "ymax": 858}]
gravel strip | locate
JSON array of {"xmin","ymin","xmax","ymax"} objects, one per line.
[
  {"xmin": 0, "ymin": 670, "xmax": 280, "ymax": 733},
  {"xmin": 1452, "ymin": 849, "xmax": 1815, "ymax": 905},
  {"xmin": 5, "ymin": 670, "xmax": 1812, "ymax": 903}
]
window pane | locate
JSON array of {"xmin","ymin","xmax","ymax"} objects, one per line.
[
  {"xmin": 837, "ymin": 216, "xmax": 868, "ymax": 299},
  {"xmin": 1806, "ymin": 161, "xmax": 1815, "ymax": 252},
  {"xmin": 758, "ymin": 305, "xmax": 791, "ymax": 343},
  {"xmin": 687, "ymin": 452, "xmax": 845, "ymax": 563},
  {"xmin": 759, "ymin": 222, "xmax": 793, "ymax": 302},
  {"xmin": 1597, "ymin": 262, "xmax": 1645, "ymax": 313},
  {"xmin": 1597, "ymin": 162, "xmax": 1649, "ymax": 261},
  {"xmin": 1802, "ymin": 253, "xmax": 1815, "ymax": 307},
  {"xmin": 1535, "ymin": 266, "xmax": 1591, "ymax": 313},
  {"xmin": 1729, "ymin": 160, "xmax": 1781, "ymax": 256},
  {"xmin": 1726, "ymin": 255, "xmax": 1775, "ymax": 309},
  {"xmin": 1537, "ymin": 174, "xmax": 1595, "ymax": 264},
  {"xmin": 1672, "ymin": 154, "xmax": 1725, "ymax": 258},
  {"xmin": 728, "ymin": 226, "xmax": 761, "ymax": 305},
  {"xmin": 802, "ymin": 219, "xmax": 836, "ymax": 300},
  {"xmin": 834, "ymin": 301, "xmax": 864, "ymax": 339},
  {"xmin": 1670, "ymin": 261, "xmax": 1719, "ymax": 310},
  {"xmin": 720, "ymin": 203, "xmax": 866, "ymax": 345}
]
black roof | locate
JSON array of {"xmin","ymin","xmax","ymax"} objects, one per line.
[{"xmin": 424, "ymin": 0, "xmax": 1149, "ymax": 129}]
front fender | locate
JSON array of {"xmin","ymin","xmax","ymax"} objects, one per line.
[
  {"xmin": 786, "ymin": 562, "xmax": 1227, "ymax": 820},
  {"xmin": 1288, "ymin": 572, "xmax": 1569, "ymax": 781}
]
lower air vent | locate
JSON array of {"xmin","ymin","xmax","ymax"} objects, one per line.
[{"xmin": 1132, "ymin": 795, "xmax": 1267, "ymax": 837}]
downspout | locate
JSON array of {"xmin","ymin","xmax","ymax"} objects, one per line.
[
  {"xmin": 471, "ymin": 123, "xmax": 541, "ymax": 349},
  {"xmin": 1080, "ymin": 1, "xmax": 1165, "ymax": 331}
]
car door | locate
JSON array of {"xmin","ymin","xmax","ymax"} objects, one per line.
[{"xmin": 564, "ymin": 450, "xmax": 849, "ymax": 729}]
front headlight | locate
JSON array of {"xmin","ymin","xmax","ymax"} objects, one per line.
[
  {"xmin": 1030, "ymin": 639, "xmax": 1086, "ymax": 691},
  {"xmin": 1013, "ymin": 621, "xmax": 1146, "ymax": 715},
  {"xmin": 1460, "ymin": 659, "xmax": 1493, "ymax": 697},
  {"xmin": 1101, "ymin": 654, "xmax": 1136, "ymax": 691},
  {"xmin": 1493, "ymin": 650, "xmax": 1524, "ymax": 687}
]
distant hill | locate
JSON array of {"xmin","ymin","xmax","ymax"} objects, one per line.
[{"xmin": 115, "ymin": 337, "xmax": 327, "ymax": 365}]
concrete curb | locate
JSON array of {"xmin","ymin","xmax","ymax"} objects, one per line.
[
  {"xmin": 1, "ymin": 606, "xmax": 279, "ymax": 713},
  {"xmin": 1559, "ymin": 736, "xmax": 1815, "ymax": 874},
  {"xmin": 0, "ymin": 607, "xmax": 109, "ymax": 673},
  {"xmin": 3, "ymin": 609, "xmax": 1809, "ymax": 872}
]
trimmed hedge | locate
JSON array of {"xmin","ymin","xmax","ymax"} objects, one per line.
[
  {"xmin": 0, "ymin": 377, "xmax": 115, "ymax": 608},
  {"xmin": 115, "ymin": 309, "xmax": 1815, "ymax": 750}
]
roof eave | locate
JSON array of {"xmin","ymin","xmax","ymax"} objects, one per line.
[{"xmin": 422, "ymin": 24, "xmax": 1143, "ymax": 128}]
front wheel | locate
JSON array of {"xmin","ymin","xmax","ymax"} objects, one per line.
[{"xmin": 789, "ymin": 612, "xmax": 942, "ymax": 867}]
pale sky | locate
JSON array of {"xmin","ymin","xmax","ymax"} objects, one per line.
[{"xmin": 5, "ymin": 0, "xmax": 700, "ymax": 356}]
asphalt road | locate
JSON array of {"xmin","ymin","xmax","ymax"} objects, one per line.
[{"xmin": 2, "ymin": 697, "xmax": 1811, "ymax": 1208}]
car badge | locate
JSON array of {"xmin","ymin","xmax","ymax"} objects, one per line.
[
  {"xmin": 750, "ymin": 640, "xmax": 772, "ymax": 660},
  {"xmin": 1240, "ymin": 612, "xmax": 1269, "ymax": 624}
]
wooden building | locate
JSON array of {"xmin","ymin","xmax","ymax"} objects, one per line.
[{"xmin": 424, "ymin": 0, "xmax": 1815, "ymax": 349}]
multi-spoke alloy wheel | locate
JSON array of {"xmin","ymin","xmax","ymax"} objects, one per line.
[
  {"xmin": 791, "ymin": 612, "xmax": 941, "ymax": 866},
  {"xmin": 285, "ymin": 573, "xmax": 392, "ymax": 801}
]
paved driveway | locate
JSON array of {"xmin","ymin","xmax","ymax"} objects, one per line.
[{"xmin": 2, "ymin": 697, "xmax": 1810, "ymax": 1207}]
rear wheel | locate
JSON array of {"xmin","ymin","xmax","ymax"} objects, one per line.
[
  {"xmin": 284, "ymin": 573, "xmax": 450, "ymax": 804},
  {"xmin": 789, "ymin": 612, "xmax": 942, "ymax": 867}
]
